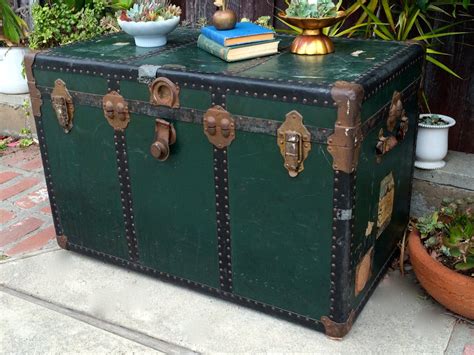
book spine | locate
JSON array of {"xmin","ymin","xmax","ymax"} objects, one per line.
[
  {"xmin": 201, "ymin": 27, "xmax": 226, "ymax": 47},
  {"xmin": 197, "ymin": 35, "xmax": 229, "ymax": 61}
]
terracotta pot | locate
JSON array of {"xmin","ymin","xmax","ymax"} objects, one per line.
[
  {"xmin": 408, "ymin": 230, "xmax": 474, "ymax": 320},
  {"xmin": 213, "ymin": 9, "xmax": 237, "ymax": 30}
]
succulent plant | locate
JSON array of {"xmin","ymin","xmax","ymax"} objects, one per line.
[
  {"xmin": 119, "ymin": 0, "xmax": 181, "ymax": 22},
  {"xmin": 285, "ymin": 0, "xmax": 337, "ymax": 18},
  {"xmin": 417, "ymin": 198, "xmax": 474, "ymax": 275},
  {"xmin": 419, "ymin": 114, "xmax": 449, "ymax": 126}
]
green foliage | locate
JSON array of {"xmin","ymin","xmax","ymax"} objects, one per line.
[
  {"xmin": 416, "ymin": 198, "xmax": 474, "ymax": 275},
  {"xmin": 0, "ymin": 0, "xmax": 28, "ymax": 45},
  {"xmin": 29, "ymin": 0, "xmax": 116, "ymax": 49},
  {"xmin": 285, "ymin": 0, "xmax": 337, "ymax": 18},
  {"xmin": 419, "ymin": 114, "xmax": 449, "ymax": 125},
  {"xmin": 327, "ymin": 0, "xmax": 473, "ymax": 78}
]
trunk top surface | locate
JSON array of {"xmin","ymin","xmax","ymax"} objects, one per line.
[{"xmin": 36, "ymin": 28, "xmax": 423, "ymax": 100}]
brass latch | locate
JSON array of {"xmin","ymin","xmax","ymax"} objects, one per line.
[
  {"xmin": 51, "ymin": 79, "xmax": 74, "ymax": 133},
  {"xmin": 203, "ymin": 106, "xmax": 235, "ymax": 149},
  {"xmin": 277, "ymin": 111, "xmax": 311, "ymax": 177},
  {"xmin": 103, "ymin": 91, "xmax": 130, "ymax": 130},
  {"xmin": 150, "ymin": 119, "xmax": 176, "ymax": 161}
]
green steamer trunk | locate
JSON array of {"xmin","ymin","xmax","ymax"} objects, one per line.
[{"xmin": 25, "ymin": 29, "xmax": 424, "ymax": 338}]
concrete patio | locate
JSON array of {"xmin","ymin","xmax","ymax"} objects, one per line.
[{"xmin": 0, "ymin": 247, "xmax": 473, "ymax": 353}]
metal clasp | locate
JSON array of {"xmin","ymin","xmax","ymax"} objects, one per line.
[
  {"xmin": 51, "ymin": 79, "xmax": 74, "ymax": 133},
  {"xmin": 150, "ymin": 119, "xmax": 176, "ymax": 161},
  {"xmin": 277, "ymin": 111, "xmax": 311, "ymax": 177},
  {"xmin": 203, "ymin": 106, "xmax": 235, "ymax": 149},
  {"xmin": 103, "ymin": 91, "xmax": 130, "ymax": 130}
]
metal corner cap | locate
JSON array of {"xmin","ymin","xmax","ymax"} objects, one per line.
[
  {"xmin": 331, "ymin": 81, "xmax": 365, "ymax": 104},
  {"xmin": 321, "ymin": 310, "xmax": 356, "ymax": 339},
  {"xmin": 56, "ymin": 235, "xmax": 68, "ymax": 250}
]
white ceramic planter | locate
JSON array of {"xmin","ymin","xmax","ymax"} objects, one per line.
[
  {"xmin": 415, "ymin": 114, "xmax": 456, "ymax": 170},
  {"xmin": 118, "ymin": 17, "xmax": 180, "ymax": 48},
  {"xmin": 0, "ymin": 47, "xmax": 29, "ymax": 94}
]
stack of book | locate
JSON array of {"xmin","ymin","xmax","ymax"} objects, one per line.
[{"xmin": 198, "ymin": 22, "xmax": 279, "ymax": 62}]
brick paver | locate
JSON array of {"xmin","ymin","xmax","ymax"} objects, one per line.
[
  {"xmin": 0, "ymin": 217, "xmax": 44, "ymax": 247},
  {"xmin": 0, "ymin": 177, "xmax": 40, "ymax": 201},
  {"xmin": 0, "ymin": 209, "xmax": 15, "ymax": 224},
  {"xmin": 0, "ymin": 171, "xmax": 19, "ymax": 185},
  {"xmin": 5, "ymin": 225, "xmax": 55, "ymax": 256},
  {"xmin": 15, "ymin": 188, "xmax": 49, "ymax": 209},
  {"xmin": 0, "ymin": 145, "xmax": 56, "ymax": 257}
]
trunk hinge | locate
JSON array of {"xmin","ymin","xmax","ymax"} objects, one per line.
[{"xmin": 327, "ymin": 81, "xmax": 364, "ymax": 173}]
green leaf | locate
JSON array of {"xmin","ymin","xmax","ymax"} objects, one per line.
[
  {"xmin": 455, "ymin": 260, "xmax": 474, "ymax": 271},
  {"xmin": 426, "ymin": 48, "xmax": 452, "ymax": 56},
  {"xmin": 426, "ymin": 55, "xmax": 462, "ymax": 79},
  {"xmin": 381, "ymin": 0, "xmax": 395, "ymax": 31},
  {"xmin": 402, "ymin": 9, "xmax": 420, "ymax": 40},
  {"xmin": 450, "ymin": 247, "xmax": 462, "ymax": 257},
  {"xmin": 412, "ymin": 31, "xmax": 468, "ymax": 41}
]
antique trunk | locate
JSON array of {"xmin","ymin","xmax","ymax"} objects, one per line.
[{"xmin": 25, "ymin": 29, "xmax": 424, "ymax": 338}]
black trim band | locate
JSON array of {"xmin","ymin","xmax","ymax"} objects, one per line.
[
  {"xmin": 114, "ymin": 131, "xmax": 139, "ymax": 262},
  {"xmin": 329, "ymin": 171, "xmax": 356, "ymax": 322},
  {"xmin": 213, "ymin": 147, "xmax": 233, "ymax": 292},
  {"xmin": 37, "ymin": 87, "xmax": 334, "ymax": 144},
  {"xmin": 35, "ymin": 115, "xmax": 63, "ymax": 236}
]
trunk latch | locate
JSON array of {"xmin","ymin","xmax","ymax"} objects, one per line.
[
  {"xmin": 150, "ymin": 119, "xmax": 176, "ymax": 161},
  {"xmin": 51, "ymin": 79, "xmax": 74, "ymax": 133},
  {"xmin": 277, "ymin": 111, "xmax": 311, "ymax": 177}
]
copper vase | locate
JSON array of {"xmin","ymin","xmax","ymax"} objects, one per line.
[{"xmin": 279, "ymin": 11, "xmax": 346, "ymax": 55}]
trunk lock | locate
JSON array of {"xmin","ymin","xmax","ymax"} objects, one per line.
[{"xmin": 277, "ymin": 111, "xmax": 311, "ymax": 177}]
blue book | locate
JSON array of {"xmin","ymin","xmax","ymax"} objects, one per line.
[{"xmin": 201, "ymin": 22, "xmax": 275, "ymax": 47}]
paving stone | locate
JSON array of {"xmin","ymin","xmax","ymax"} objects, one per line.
[
  {"xmin": 0, "ymin": 171, "xmax": 19, "ymax": 185},
  {"xmin": 0, "ymin": 217, "xmax": 43, "ymax": 248},
  {"xmin": 15, "ymin": 187, "xmax": 49, "ymax": 209},
  {"xmin": 0, "ymin": 209, "xmax": 15, "ymax": 224},
  {"xmin": 19, "ymin": 156, "xmax": 43, "ymax": 171},
  {"xmin": 5, "ymin": 225, "xmax": 56, "ymax": 256},
  {"xmin": 0, "ymin": 177, "xmax": 40, "ymax": 201},
  {"xmin": 465, "ymin": 344, "xmax": 474, "ymax": 355},
  {"xmin": 0, "ymin": 148, "xmax": 38, "ymax": 168},
  {"xmin": 0, "ymin": 291, "xmax": 160, "ymax": 354},
  {"xmin": 40, "ymin": 205, "xmax": 52, "ymax": 215}
]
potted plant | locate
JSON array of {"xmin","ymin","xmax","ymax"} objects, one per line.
[
  {"xmin": 117, "ymin": 0, "xmax": 181, "ymax": 48},
  {"xmin": 415, "ymin": 114, "xmax": 456, "ymax": 170},
  {"xmin": 29, "ymin": 0, "xmax": 121, "ymax": 50},
  {"xmin": 278, "ymin": 0, "xmax": 346, "ymax": 55},
  {"xmin": 0, "ymin": 0, "xmax": 29, "ymax": 94},
  {"xmin": 409, "ymin": 198, "xmax": 474, "ymax": 319}
]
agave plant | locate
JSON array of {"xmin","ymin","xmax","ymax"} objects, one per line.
[
  {"xmin": 0, "ymin": 0, "xmax": 28, "ymax": 45},
  {"xmin": 417, "ymin": 198, "xmax": 474, "ymax": 275}
]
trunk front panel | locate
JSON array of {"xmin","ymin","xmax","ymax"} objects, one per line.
[
  {"xmin": 227, "ymin": 112, "xmax": 334, "ymax": 319},
  {"xmin": 126, "ymin": 116, "xmax": 219, "ymax": 287},
  {"xmin": 41, "ymin": 102, "xmax": 129, "ymax": 259}
]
